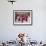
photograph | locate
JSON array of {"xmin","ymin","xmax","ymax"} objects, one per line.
[{"xmin": 13, "ymin": 10, "xmax": 32, "ymax": 25}]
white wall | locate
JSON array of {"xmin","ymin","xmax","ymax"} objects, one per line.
[{"xmin": 0, "ymin": 0, "xmax": 46, "ymax": 42}]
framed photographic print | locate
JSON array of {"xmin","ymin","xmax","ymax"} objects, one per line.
[{"xmin": 13, "ymin": 10, "xmax": 33, "ymax": 25}]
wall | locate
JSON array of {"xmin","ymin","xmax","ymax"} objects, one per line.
[{"xmin": 0, "ymin": 0, "xmax": 46, "ymax": 42}]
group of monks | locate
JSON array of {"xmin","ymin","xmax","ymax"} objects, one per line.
[{"xmin": 15, "ymin": 12, "xmax": 30, "ymax": 23}]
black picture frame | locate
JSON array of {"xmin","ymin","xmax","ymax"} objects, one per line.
[{"xmin": 13, "ymin": 10, "xmax": 33, "ymax": 26}]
